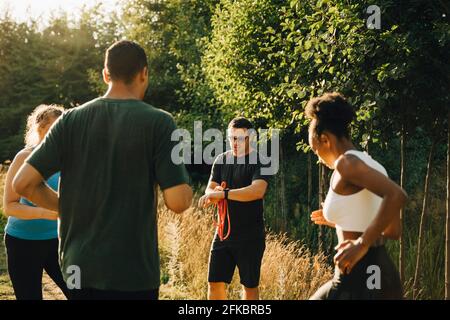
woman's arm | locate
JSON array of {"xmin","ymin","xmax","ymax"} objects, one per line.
[
  {"xmin": 3, "ymin": 150, "xmax": 58, "ymax": 220},
  {"xmin": 338, "ymin": 155, "xmax": 407, "ymax": 244},
  {"xmin": 333, "ymin": 154, "xmax": 407, "ymax": 274}
]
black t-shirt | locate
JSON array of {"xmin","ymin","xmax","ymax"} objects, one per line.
[{"xmin": 209, "ymin": 150, "xmax": 271, "ymax": 242}]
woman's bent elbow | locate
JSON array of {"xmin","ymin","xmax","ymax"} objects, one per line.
[{"xmin": 395, "ymin": 189, "xmax": 408, "ymax": 208}]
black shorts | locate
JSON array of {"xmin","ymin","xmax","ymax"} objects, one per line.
[{"xmin": 207, "ymin": 238, "xmax": 265, "ymax": 288}]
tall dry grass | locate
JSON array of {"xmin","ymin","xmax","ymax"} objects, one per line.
[
  {"xmin": 0, "ymin": 170, "xmax": 333, "ymax": 300},
  {"xmin": 0, "ymin": 168, "xmax": 6, "ymax": 212},
  {"xmin": 0, "ymin": 169, "xmax": 7, "ymax": 223},
  {"xmin": 157, "ymin": 196, "xmax": 333, "ymax": 300}
]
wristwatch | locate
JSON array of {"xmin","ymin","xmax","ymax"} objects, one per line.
[{"xmin": 224, "ymin": 188, "xmax": 230, "ymax": 200}]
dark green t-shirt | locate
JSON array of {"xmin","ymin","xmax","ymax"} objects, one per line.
[{"xmin": 26, "ymin": 97, "xmax": 190, "ymax": 291}]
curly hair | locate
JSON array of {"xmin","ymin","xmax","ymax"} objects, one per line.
[
  {"xmin": 25, "ymin": 104, "xmax": 64, "ymax": 147},
  {"xmin": 305, "ymin": 92, "xmax": 355, "ymax": 139}
]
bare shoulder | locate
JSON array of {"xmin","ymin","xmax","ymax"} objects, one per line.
[{"xmin": 335, "ymin": 153, "xmax": 370, "ymax": 180}]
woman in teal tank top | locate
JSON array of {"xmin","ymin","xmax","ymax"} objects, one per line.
[{"xmin": 2, "ymin": 104, "xmax": 68, "ymax": 300}]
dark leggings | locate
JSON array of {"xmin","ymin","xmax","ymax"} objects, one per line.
[
  {"xmin": 310, "ymin": 245, "xmax": 403, "ymax": 300},
  {"xmin": 4, "ymin": 233, "xmax": 69, "ymax": 300}
]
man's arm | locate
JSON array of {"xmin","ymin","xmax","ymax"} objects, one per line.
[
  {"xmin": 199, "ymin": 179, "xmax": 268, "ymax": 207},
  {"xmin": 4, "ymin": 150, "xmax": 58, "ymax": 220},
  {"xmin": 163, "ymin": 184, "xmax": 193, "ymax": 214},
  {"xmin": 13, "ymin": 162, "xmax": 59, "ymax": 212},
  {"xmin": 154, "ymin": 113, "xmax": 193, "ymax": 213},
  {"xmin": 227, "ymin": 179, "xmax": 268, "ymax": 202}
]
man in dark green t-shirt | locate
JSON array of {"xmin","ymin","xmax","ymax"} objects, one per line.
[{"xmin": 13, "ymin": 40, "xmax": 193, "ymax": 300}]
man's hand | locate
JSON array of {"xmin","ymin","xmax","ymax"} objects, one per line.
[{"xmin": 198, "ymin": 191, "xmax": 224, "ymax": 208}]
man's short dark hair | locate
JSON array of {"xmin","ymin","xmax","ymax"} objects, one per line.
[
  {"xmin": 228, "ymin": 117, "xmax": 254, "ymax": 130},
  {"xmin": 105, "ymin": 40, "xmax": 148, "ymax": 84}
]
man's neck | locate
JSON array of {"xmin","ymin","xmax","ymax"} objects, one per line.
[{"xmin": 103, "ymin": 84, "xmax": 142, "ymax": 100}]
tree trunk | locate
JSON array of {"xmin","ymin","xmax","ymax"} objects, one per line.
[
  {"xmin": 446, "ymin": 111, "xmax": 450, "ymax": 300},
  {"xmin": 307, "ymin": 152, "xmax": 312, "ymax": 215},
  {"xmin": 399, "ymin": 122, "xmax": 406, "ymax": 284},
  {"xmin": 318, "ymin": 164, "xmax": 323, "ymax": 252},
  {"xmin": 307, "ymin": 152, "xmax": 313, "ymax": 249},
  {"xmin": 279, "ymin": 143, "xmax": 287, "ymax": 232},
  {"xmin": 321, "ymin": 166, "xmax": 333, "ymax": 255},
  {"xmin": 413, "ymin": 138, "xmax": 436, "ymax": 299},
  {"xmin": 321, "ymin": 166, "xmax": 329, "ymax": 199},
  {"xmin": 318, "ymin": 164, "xmax": 329, "ymax": 253}
]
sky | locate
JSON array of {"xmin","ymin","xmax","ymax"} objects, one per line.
[{"xmin": 0, "ymin": 0, "xmax": 121, "ymax": 23}]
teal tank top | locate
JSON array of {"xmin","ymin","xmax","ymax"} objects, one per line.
[{"xmin": 5, "ymin": 172, "xmax": 60, "ymax": 240}]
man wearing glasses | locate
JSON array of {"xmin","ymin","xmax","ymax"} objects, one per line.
[{"xmin": 198, "ymin": 117, "xmax": 271, "ymax": 300}]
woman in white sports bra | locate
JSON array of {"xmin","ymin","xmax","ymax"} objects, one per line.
[{"xmin": 306, "ymin": 92, "xmax": 407, "ymax": 300}]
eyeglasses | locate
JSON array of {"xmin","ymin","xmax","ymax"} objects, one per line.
[{"xmin": 227, "ymin": 135, "xmax": 249, "ymax": 143}]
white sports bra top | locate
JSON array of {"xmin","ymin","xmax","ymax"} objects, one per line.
[{"xmin": 323, "ymin": 150, "xmax": 388, "ymax": 233}]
